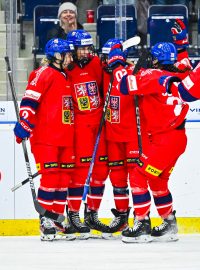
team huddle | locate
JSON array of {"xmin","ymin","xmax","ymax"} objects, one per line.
[{"xmin": 13, "ymin": 19, "xmax": 198, "ymax": 243}]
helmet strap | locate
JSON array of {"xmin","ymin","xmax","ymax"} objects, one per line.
[{"xmin": 52, "ymin": 52, "xmax": 66, "ymax": 69}]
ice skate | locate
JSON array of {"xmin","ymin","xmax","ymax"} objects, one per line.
[
  {"xmin": 84, "ymin": 204, "xmax": 112, "ymax": 239},
  {"xmin": 40, "ymin": 216, "xmax": 56, "ymax": 241},
  {"xmin": 122, "ymin": 215, "xmax": 152, "ymax": 243},
  {"xmin": 54, "ymin": 221, "xmax": 76, "ymax": 241},
  {"xmin": 68, "ymin": 210, "xmax": 90, "ymax": 240},
  {"xmin": 151, "ymin": 210, "xmax": 178, "ymax": 242},
  {"xmin": 109, "ymin": 207, "xmax": 131, "ymax": 233}
]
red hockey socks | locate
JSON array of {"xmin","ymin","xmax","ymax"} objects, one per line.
[
  {"xmin": 153, "ymin": 191, "xmax": 173, "ymax": 218},
  {"xmin": 132, "ymin": 189, "xmax": 151, "ymax": 219},
  {"xmin": 67, "ymin": 186, "xmax": 84, "ymax": 212},
  {"xmin": 113, "ymin": 186, "xmax": 129, "ymax": 212},
  {"xmin": 87, "ymin": 185, "xmax": 105, "ymax": 211}
]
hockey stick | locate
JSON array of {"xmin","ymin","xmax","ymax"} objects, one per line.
[
  {"xmin": 82, "ymin": 75, "xmax": 114, "ymax": 202},
  {"xmin": 11, "ymin": 171, "xmax": 39, "ymax": 192},
  {"xmin": 133, "ymin": 95, "xmax": 142, "ymax": 155},
  {"xmin": 122, "ymin": 36, "xmax": 141, "ymax": 51},
  {"xmin": 132, "ymin": 49, "xmax": 150, "ymax": 155},
  {"xmin": 5, "ymin": 56, "xmax": 65, "ymax": 223}
]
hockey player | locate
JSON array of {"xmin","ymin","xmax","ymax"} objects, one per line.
[
  {"xmin": 14, "ymin": 38, "xmax": 76, "ymax": 241},
  {"xmin": 101, "ymin": 38, "xmax": 142, "ymax": 233},
  {"xmin": 107, "ymin": 19, "xmax": 192, "ymax": 243},
  {"xmin": 65, "ymin": 29, "xmax": 110, "ymax": 238},
  {"xmin": 110, "ymin": 42, "xmax": 189, "ymax": 243}
]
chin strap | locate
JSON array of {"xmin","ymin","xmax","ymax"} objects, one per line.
[
  {"xmin": 55, "ymin": 57, "xmax": 64, "ymax": 70},
  {"xmin": 72, "ymin": 48, "xmax": 94, "ymax": 68},
  {"xmin": 76, "ymin": 57, "xmax": 91, "ymax": 68},
  {"xmin": 49, "ymin": 53, "xmax": 66, "ymax": 70}
]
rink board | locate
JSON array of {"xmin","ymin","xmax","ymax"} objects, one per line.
[{"xmin": 0, "ymin": 217, "xmax": 200, "ymax": 236}]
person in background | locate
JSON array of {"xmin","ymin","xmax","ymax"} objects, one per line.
[
  {"xmin": 47, "ymin": 2, "xmax": 83, "ymax": 41},
  {"xmin": 65, "ymin": 29, "xmax": 111, "ymax": 239},
  {"xmin": 14, "ymin": 38, "xmax": 76, "ymax": 242},
  {"xmin": 135, "ymin": 0, "xmax": 150, "ymax": 46}
]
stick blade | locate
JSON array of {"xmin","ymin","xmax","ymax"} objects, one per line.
[
  {"xmin": 123, "ymin": 36, "xmax": 141, "ymax": 51},
  {"xmin": 35, "ymin": 202, "xmax": 65, "ymax": 222}
]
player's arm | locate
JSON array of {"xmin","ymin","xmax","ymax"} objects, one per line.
[
  {"xmin": 14, "ymin": 70, "xmax": 45, "ymax": 143},
  {"xmin": 120, "ymin": 69, "xmax": 164, "ymax": 96},
  {"xmin": 159, "ymin": 73, "xmax": 199, "ymax": 102},
  {"xmin": 171, "ymin": 19, "xmax": 192, "ymax": 70}
]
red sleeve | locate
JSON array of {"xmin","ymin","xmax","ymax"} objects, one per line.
[
  {"xmin": 20, "ymin": 66, "xmax": 53, "ymax": 123},
  {"xmin": 127, "ymin": 69, "xmax": 163, "ymax": 95},
  {"xmin": 175, "ymin": 49, "xmax": 192, "ymax": 71}
]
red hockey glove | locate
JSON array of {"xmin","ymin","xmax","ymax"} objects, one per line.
[{"xmin": 171, "ymin": 19, "xmax": 189, "ymax": 49}]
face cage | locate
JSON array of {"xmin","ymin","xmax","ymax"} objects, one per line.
[
  {"xmin": 71, "ymin": 45, "xmax": 95, "ymax": 67},
  {"xmin": 75, "ymin": 45, "xmax": 95, "ymax": 58},
  {"xmin": 151, "ymin": 56, "xmax": 175, "ymax": 70}
]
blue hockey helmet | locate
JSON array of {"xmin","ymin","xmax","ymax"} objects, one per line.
[
  {"xmin": 102, "ymin": 38, "xmax": 123, "ymax": 54},
  {"xmin": 67, "ymin": 29, "xmax": 93, "ymax": 47},
  {"xmin": 45, "ymin": 38, "xmax": 71, "ymax": 59},
  {"xmin": 151, "ymin": 42, "xmax": 177, "ymax": 65}
]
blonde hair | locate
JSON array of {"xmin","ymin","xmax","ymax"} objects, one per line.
[
  {"xmin": 126, "ymin": 59, "xmax": 134, "ymax": 66},
  {"xmin": 40, "ymin": 57, "xmax": 50, "ymax": 66}
]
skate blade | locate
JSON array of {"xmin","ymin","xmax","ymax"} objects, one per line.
[
  {"xmin": 88, "ymin": 233, "xmax": 120, "ymax": 240},
  {"xmin": 40, "ymin": 234, "xmax": 55, "ymax": 241},
  {"xmin": 102, "ymin": 233, "xmax": 120, "ymax": 240},
  {"xmin": 89, "ymin": 234, "xmax": 103, "ymax": 239},
  {"xmin": 122, "ymin": 234, "xmax": 152, "ymax": 243},
  {"xmin": 151, "ymin": 234, "xmax": 179, "ymax": 242},
  {"xmin": 54, "ymin": 233, "xmax": 76, "ymax": 241},
  {"xmin": 76, "ymin": 232, "xmax": 90, "ymax": 240}
]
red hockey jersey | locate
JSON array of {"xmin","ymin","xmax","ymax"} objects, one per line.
[
  {"xmin": 104, "ymin": 64, "xmax": 139, "ymax": 142},
  {"xmin": 20, "ymin": 65, "xmax": 74, "ymax": 146},
  {"xmin": 66, "ymin": 56, "xmax": 103, "ymax": 125},
  {"xmin": 124, "ymin": 68, "xmax": 189, "ymax": 135}
]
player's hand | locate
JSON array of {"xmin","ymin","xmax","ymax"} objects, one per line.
[
  {"xmin": 159, "ymin": 75, "xmax": 181, "ymax": 94},
  {"xmin": 14, "ymin": 118, "xmax": 34, "ymax": 144},
  {"xmin": 171, "ymin": 19, "xmax": 189, "ymax": 49},
  {"xmin": 108, "ymin": 44, "xmax": 126, "ymax": 68}
]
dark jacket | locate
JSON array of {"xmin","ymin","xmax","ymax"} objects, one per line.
[{"xmin": 47, "ymin": 22, "xmax": 83, "ymax": 41}]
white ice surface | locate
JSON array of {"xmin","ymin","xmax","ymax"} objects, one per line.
[{"xmin": 0, "ymin": 235, "xmax": 200, "ymax": 270}]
